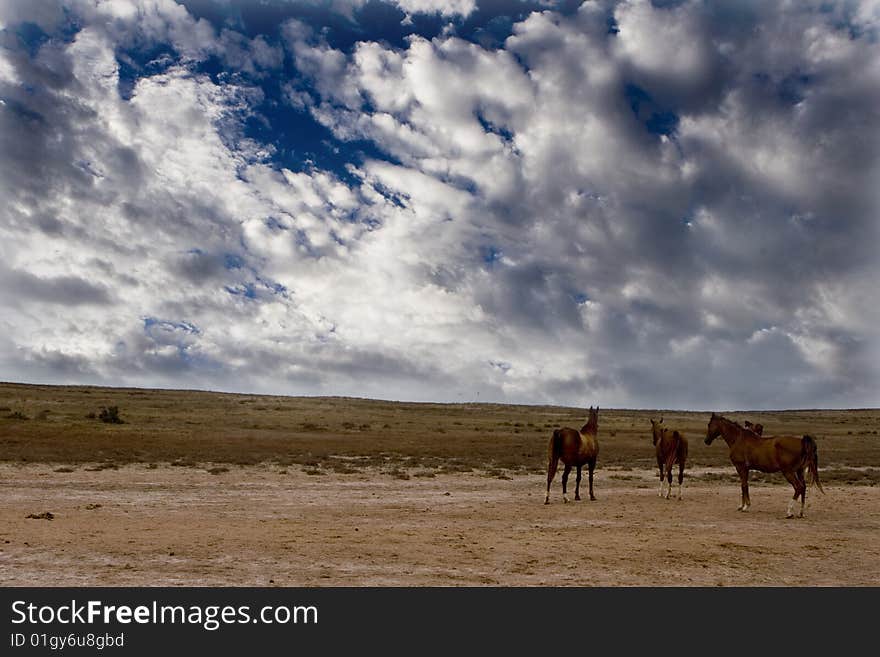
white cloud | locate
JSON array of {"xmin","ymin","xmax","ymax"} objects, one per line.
[{"xmin": 1, "ymin": 0, "xmax": 877, "ymax": 408}]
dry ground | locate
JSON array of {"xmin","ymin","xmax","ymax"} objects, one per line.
[
  {"xmin": 1, "ymin": 383, "xmax": 878, "ymax": 586},
  {"xmin": 1, "ymin": 463, "xmax": 879, "ymax": 586}
]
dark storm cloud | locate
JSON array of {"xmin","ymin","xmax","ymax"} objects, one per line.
[{"xmin": 0, "ymin": 266, "xmax": 112, "ymax": 306}]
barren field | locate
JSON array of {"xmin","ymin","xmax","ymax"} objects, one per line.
[{"xmin": 1, "ymin": 383, "xmax": 879, "ymax": 586}]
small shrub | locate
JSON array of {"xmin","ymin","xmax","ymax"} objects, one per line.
[
  {"xmin": 299, "ymin": 422, "xmax": 325, "ymax": 432},
  {"xmin": 5, "ymin": 410, "xmax": 28, "ymax": 420},
  {"xmin": 98, "ymin": 406, "xmax": 124, "ymax": 424},
  {"xmin": 85, "ymin": 462, "xmax": 119, "ymax": 471}
]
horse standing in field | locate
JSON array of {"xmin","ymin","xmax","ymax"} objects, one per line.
[
  {"xmin": 545, "ymin": 406, "xmax": 599, "ymax": 504},
  {"xmin": 705, "ymin": 413, "xmax": 824, "ymax": 518},
  {"xmin": 650, "ymin": 418, "xmax": 688, "ymax": 500},
  {"xmin": 744, "ymin": 420, "xmax": 764, "ymax": 435}
]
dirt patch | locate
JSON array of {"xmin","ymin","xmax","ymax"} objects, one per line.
[{"xmin": 1, "ymin": 463, "xmax": 877, "ymax": 586}]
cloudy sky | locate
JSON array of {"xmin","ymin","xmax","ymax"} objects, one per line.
[{"xmin": 1, "ymin": 0, "xmax": 878, "ymax": 410}]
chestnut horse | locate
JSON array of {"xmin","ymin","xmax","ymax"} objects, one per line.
[
  {"xmin": 545, "ymin": 406, "xmax": 599, "ymax": 504},
  {"xmin": 705, "ymin": 413, "xmax": 823, "ymax": 518},
  {"xmin": 744, "ymin": 420, "xmax": 764, "ymax": 436},
  {"xmin": 650, "ymin": 418, "xmax": 688, "ymax": 499}
]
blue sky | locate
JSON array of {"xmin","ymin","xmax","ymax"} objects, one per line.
[{"xmin": 0, "ymin": 0, "xmax": 878, "ymax": 409}]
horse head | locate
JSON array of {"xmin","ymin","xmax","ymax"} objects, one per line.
[
  {"xmin": 650, "ymin": 417, "xmax": 664, "ymax": 445},
  {"xmin": 705, "ymin": 412, "xmax": 722, "ymax": 445},
  {"xmin": 583, "ymin": 405, "xmax": 599, "ymax": 434}
]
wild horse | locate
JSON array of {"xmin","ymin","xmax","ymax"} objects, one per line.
[
  {"xmin": 650, "ymin": 418, "xmax": 688, "ymax": 499},
  {"xmin": 705, "ymin": 413, "xmax": 823, "ymax": 517},
  {"xmin": 545, "ymin": 406, "xmax": 599, "ymax": 504}
]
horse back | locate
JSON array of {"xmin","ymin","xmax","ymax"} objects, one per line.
[
  {"xmin": 735, "ymin": 434, "xmax": 802, "ymax": 471},
  {"xmin": 553, "ymin": 427, "xmax": 597, "ymax": 463}
]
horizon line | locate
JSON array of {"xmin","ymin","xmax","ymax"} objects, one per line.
[{"xmin": 1, "ymin": 380, "xmax": 876, "ymax": 414}]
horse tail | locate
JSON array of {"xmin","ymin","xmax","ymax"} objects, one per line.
[
  {"xmin": 549, "ymin": 429, "xmax": 563, "ymax": 460},
  {"xmin": 664, "ymin": 430, "xmax": 684, "ymax": 473},
  {"xmin": 802, "ymin": 435, "xmax": 825, "ymax": 494}
]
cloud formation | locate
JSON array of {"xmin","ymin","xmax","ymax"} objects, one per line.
[{"xmin": 1, "ymin": 0, "xmax": 878, "ymax": 409}]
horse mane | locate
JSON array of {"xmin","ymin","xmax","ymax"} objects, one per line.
[{"xmin": 719, "ymin": 414, "xmax": 763, "ymax": 437}]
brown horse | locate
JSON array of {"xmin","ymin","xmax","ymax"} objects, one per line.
[
  {"xmin": 744, "ymin": 420, "xmax": 764, "ymax": 435},
  {"xmin": 705, "ymin": 413, "xmax": 823, "ymax": 517},
  {"xmin": 545, "ymin": 406, "xmax": 599, "ymax": 504},
  {"xmin": 650, "ymin": 418, "xmax": 688, "ymax": 500}
]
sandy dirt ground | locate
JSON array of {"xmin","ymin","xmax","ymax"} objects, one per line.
[{"xmin": 1, "ymin": 463, "xmax": 878, "ymax": 586}]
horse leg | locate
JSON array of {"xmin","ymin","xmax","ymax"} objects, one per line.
[
  {"xmin": 796, "ymin": 468, "xmax": 807, "ymax": 518},
  {"xmin": 545, "ymin": 455, "xmax": 559, "ymax": 504},
  {"xmin": 562, "ymin": 464, "xmax": 572, "ymax": 503},
  {"xmin": 677, "ymin": 460, "xmax": 685, "ymax": 500},
  {"xmin": 657, "ymin": 458, "xmax": 665, "ymax": 497},
  {"xmin": 735, "ymin": 465, "xmax": 750, "ymax": 511},
  {"xmin": 665, "ymin": 465, "xmax": 673, "ymax": 500},
  {"xmin": 783, "ymin": 470, "xmax": 800, "ymax": 519},
  {"xmin": 575, "ymin": 465, "xmax": 582, "ymax": 501},
  {"xmin": 588, "ymin": 460, "xmax": 596, "ymax": 501}
]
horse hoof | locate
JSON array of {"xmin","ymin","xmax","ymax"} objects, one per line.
[
  {"xmin": 544, "ymin": 500, "xmax": 550, "ymax": 505},
  {"xmin": 574, "ymin": 496, "xmax": 581, "ymax": 501},
  {"xmin": 590, "ymin": 496, "xmax": 596, "ymax": 501}
]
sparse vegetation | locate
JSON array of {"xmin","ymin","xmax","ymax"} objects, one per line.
[
  {"xmin": 0, "ymin": 383, "xmax": 876, "ymax": 481},
  {"xmin": 85, "ymin": 462, "xmax": 119, "ymax": 471}
]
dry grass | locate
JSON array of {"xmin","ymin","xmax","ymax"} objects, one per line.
[{"xmin": 0, "ymin": 382, "xmax": 878, "ymax": 477}]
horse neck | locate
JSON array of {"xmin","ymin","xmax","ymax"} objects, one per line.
[
  {"xmin": 581, "ymin": 416, "xmax": 597, "ymax": 434},
  {"xmin": 719, "ymin": 419, "xmax": 744, "ymax": 447}
]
